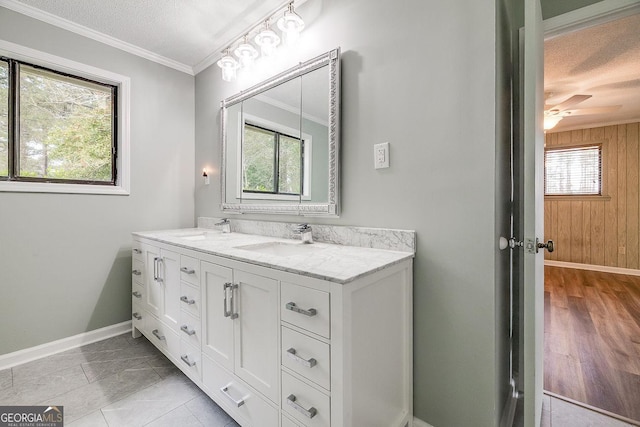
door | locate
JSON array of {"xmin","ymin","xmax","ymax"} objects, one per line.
[
  {"xmin": 160, "ymin": 248, "xmax": 180, "ymax": 329},
  {"xmin": 234, "ymin": 270, "xmax": 279, "ymax": 403},
  {"xmin": 143, "ymin": 244, "xmax": 163, "ymax": 318},
  {"xmin": 202, "ymin": 261, "xmax": 235, "ymax": 372},
  {"xmin": 522, "ymin": 0, "xmax": 544, "ymax": 426}
]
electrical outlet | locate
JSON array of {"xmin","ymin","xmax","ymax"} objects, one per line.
[{"xmin": 374, "ymin": 142, "xmax": 390, "ymax": 169}]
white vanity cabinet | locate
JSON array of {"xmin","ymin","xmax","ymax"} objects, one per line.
[{"xmin": 132, "ymin": 232, "xmax": 413, "ymax": 427}]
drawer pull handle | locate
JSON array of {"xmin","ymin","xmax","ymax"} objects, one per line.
[
  {"xmin": 133, "ymin": 248, "xmax": 142, "ymax": 254},
  {"xmin": 132, "ymin": 291, "xmax": 142, "ymax": 298},
  {"xmin": 180, "ymin": 325, "xmax": 196, "ymax": 336},
  {"xmin": 132, "ymin": 312, "xmax": 142, "ymax": 320},
  {"xmin": 152, "ymin": 329, "xmax": 166, "ymax": 341},
  {"xmin": 220, "ymin": 385, "xmax": 245, "ymax": 407},
  {"xmin": 132, "ymin": 269, "xmax": 142, "ymax": 276},
  {"xmin": 286, "ymin": 302, "xmax": 317, "ymax": 317},
  {"xmin": 180, "ymin": 354, "xmax": 196, "ymax": 367},
  {"xmin": 180, "ymin": 296, "xmax": 196, "ymax": 305},
  {"xmin": 180, "ymin": 267, "xmax": 196, "ymax": 275},
  {"xmin": 287, "ymin": 348, "xmax": 317, "ymax": 368},
  {"xmin": 287, "ymin": 394, "xmax": 317, "ymax": 419}
]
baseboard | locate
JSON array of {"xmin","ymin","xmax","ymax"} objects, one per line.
[
  {"xmin": 544, "ymin": 260, "xmax": 640, "ymax": 276},
  {"xmin": 0, "ymin": 321, "xmax": 132, "ymax": 370},
  {"xmin": 413, "ymin": 417, "xmax": 435, "ymax": 427}
]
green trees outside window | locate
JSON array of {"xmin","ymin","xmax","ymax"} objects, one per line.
[
  {"xmin": 0, "ymin": 58, "xmax": 116, "ymax": 184},
  {"xmin": 242, "ymin": 123, "xmax": 302, "ymax": 195}
]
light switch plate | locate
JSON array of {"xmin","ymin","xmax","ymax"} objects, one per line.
[{"xmin": 374, "ymin": 142, "xmax": 390, "ymax": 169}]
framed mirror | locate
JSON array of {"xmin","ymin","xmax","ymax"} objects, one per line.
[{"xmin": 221, "ymin": 48, "xmax": 340, "ymax": 216}]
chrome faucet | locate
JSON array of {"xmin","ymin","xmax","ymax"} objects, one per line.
[
  {"xmin": 215, "ymin": 218, "xmax": 231, "ymax": 233},
  {"xmin": 295, "ymin": 223, "xmax": 313, "ymax": 244}
]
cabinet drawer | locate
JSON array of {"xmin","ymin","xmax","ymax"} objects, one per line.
[
  {"xmin": 132, "ymin": 242, "xmax": 143, "ymax": 261},
  {"xmin": 202, "ymin": 356, "xmax": 278, "ymax": 427},
  {"xmin": 132, "ymin": 259, "xmax": 144, "ymax": 284},
  {"xmin": 147, "ymin": 317, "xmax": 180, "ymax": 359},
  {"xmin": 132, "ymin": 303, "xmax": 145, "ymax": 333},
  {"xmin": 132, "ymin": 282, "xmax": 144, "ymax": 304},
  {"xmin": 179, "ymin": 310, "xmax": 201, "ymax": 348},
  {"xmin": 281, "ymin": 282, "xmax": 330, "ymax": 339},
  {"xmin": 282, "ymin": 327, "xmax": 330, "ymax": 390},
  {"xmin": 282, "ymin": 371, "xmax": 330, "ymax": 427},
  {"xmin": 180, "ymin": 255, "xmax": 200, "ymax": 286},
  {"xmin": 179, "ymin": 339, "xmax": 202, "ymax": 382},
  {"xmin": 179, "ymin": 282, "xmax": 201, "ymax": 318},
  {"xmin": 282, "ymin": 414, "xmax": 303, "ymax": 427}
]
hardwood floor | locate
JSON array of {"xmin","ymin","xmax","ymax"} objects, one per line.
[{"xmin": 544, "ymin": 266, "xmax": 640, "ymax": 423}]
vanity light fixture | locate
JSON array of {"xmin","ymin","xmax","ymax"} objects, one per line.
[
  {"xmin": 254, "ymin": 19, "xmax": 281, "ymax": 57},
  {"xmin": 216, "ymin": 1, "xmax": 306, "ymax": 82},
  {"xmin": 234, "ymin": 35, "xmax": 259, "ymax": 68},
  {"xmin": 277, "ymin": 2, "xmax": 305, "ymax": 46},
  {"xmin": 217, "ymin": 48, "xmax": 239, "ymax": 82}
]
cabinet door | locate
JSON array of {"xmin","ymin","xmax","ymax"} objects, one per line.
[
  {"xmin": 160, "ymin": 248, "xmax": 180, "ymax": 329},
  {"xmin": 143, "ymin": 244, "xmax": 163, "ymax": 318},
  {"xmin": 202, "ymin": 261, "xmax": 235, "ymax": 372},
  {"xmin": 234, "ymin": 270, "xmax": 279, "ymax": 403}
]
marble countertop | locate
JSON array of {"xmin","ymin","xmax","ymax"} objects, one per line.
[{"xmin": 132, "ymin": 228, "xmax": 414, "ymax": 284}]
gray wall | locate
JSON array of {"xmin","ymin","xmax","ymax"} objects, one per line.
[
  {"xmin": 0, "ymin": 8, "xmax": 195, "ymax": 354},
  {"xmin": 195, "ymin": 0, "xmax": 505, "ymax": 425}
]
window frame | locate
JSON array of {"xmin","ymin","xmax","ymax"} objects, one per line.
[
  {"xmin": 237, "ymin": 113, "xmax": 312, "ymax": 201},
  {"xmin": 0, "ymin": 40, "xmax": 130, "ymax": 195},
  {"xmin": 544, "ymin": 142, "xmax": 604, "ymax": 198}
]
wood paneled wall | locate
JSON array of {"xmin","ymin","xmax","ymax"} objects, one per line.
[{"xmin": 544, "ymin": 123, "xmax": 640, "ymax": 269}]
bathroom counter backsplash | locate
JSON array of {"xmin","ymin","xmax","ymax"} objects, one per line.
[{"xmin": 133, "ymin": 218, "xmax": 415, "ymax": 284}]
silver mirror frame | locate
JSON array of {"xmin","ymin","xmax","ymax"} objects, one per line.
[{"xmin": 220, "ymin": 48, "xmax": 340, "ymax": 216}]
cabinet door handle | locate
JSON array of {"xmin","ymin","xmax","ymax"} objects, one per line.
[
  {"xmin": 132, "ymin": 291, "xmax": 142, "ymax": 298},
  {"xmin": 180, "ymin": 354, "xmax": 196, "ymax": 367},
  {"xmin": 132, "ymin": 312, "xmax": 142, "ymax": 320},
  {"xmin": 287, "ymin": 394, "xmax": 317, "ymax": 419},
  {"xmin": 133, "ymin": 248, "xmax": 142, "ymax": 254},
  {"xmin": 152, "ymin": 329, "xmax": 165, "ymax": 341},
  {"xmin": 180, "ymin": 296, "xmax": 195, "ymax": 305},
  {"xmin": 220, "ymin": 385, "xmax": 245, "ymax": 407},
  {"xmin": 286, "ymin": 348, "xmax": 317, "ymax": 368},
  {"xmin": 286, "ymin": 302, "xmax": 317, "ymax": 317},
  {"xmin": 132, "ymin": 269, "xmax": 142, "ymax": 276},
  {"xmin": 180, "ymin": 267, "xmax": 196, "ymax": 275},
  {"xmin": 153, "ymin": 257, "xmax": 159, "ymax": 281},
  {"xmin": 223, "ymin": 282, "xmax": 238, "ymax": 319},
  {"xmin": 180, "ymin": 325, "xmax": 196, "ymax": 336}
]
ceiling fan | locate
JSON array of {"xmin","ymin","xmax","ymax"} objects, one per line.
[{"xmin": 543, "ymin": 94, "xmax": 621, "ymax": 130}]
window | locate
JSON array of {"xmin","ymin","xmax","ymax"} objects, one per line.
[
  {"xmin": 0, "ymin": 40, "xmax": 130, "ymax": 195},
  {"xmin": 242, "ymin": 123, "xmax": 305, "ymax": 196},
  {"xmin": 545, "ymin": 145, "xmax": 602, "ymax": 196}
]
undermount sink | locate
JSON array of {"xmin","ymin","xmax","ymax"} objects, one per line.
[
  {"xmin": 234, "ymin": 241, "xmax": 324, "ymax": 257},
  {"xmin": 174, "ymin": 231, "xmax": 219, "ymax": 241}
]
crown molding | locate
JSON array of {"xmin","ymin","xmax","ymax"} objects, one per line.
[{"xmin": 0, "ymin": 0, "xmax": 194, "ymax": 75}]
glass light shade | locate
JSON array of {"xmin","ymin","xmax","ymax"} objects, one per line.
[
  {"xmin": 255, "ymin": 28, "xmax": 281, "ymax": 57},
  {"xmin": 277, "ymin": 7, "xmax": 305, "ymax": 46},
  {"xmin": 544, "ymin": 114, "xmax": 562, "ymax": 130},
  {"xmin": 217, "ymin": 53, "xmax": 238, "ymax": 82},
  {"xmin": 234, "ymin": 42, "xmax": 259, "ymax": 68}
]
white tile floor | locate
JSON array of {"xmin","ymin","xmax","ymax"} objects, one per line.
[
  {"xmin": 0, "ymin": 333, "xmax": 239, "ymax": 427},
  {"xmin": 542, "ymin": 394, "xmax": 638, "ymax": 427},
  {"xmin": 2, "ymin": 333, "xmax": 636, "ymax": 426}
]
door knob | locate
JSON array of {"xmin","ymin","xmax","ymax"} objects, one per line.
[{"xmin": 536, "ymin": 238, "xmax": 554, "ymax": 253}]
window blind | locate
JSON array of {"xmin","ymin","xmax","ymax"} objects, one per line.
[{"xmin": 545, "ymin": 145, "xmax": 601, "ymax": 195}]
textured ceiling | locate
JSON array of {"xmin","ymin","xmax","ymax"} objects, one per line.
[
  {"xmin": 545, "ymin": 13, "xmax": 640, "ymax": 132},
  {"xmin": 8, "ymin": 0, "xmax": 289, "ymax": 72}
]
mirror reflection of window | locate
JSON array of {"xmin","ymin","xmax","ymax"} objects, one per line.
[{"xmin": 242, "ymin": 123, "xmax": 302, "ymax": 196}]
